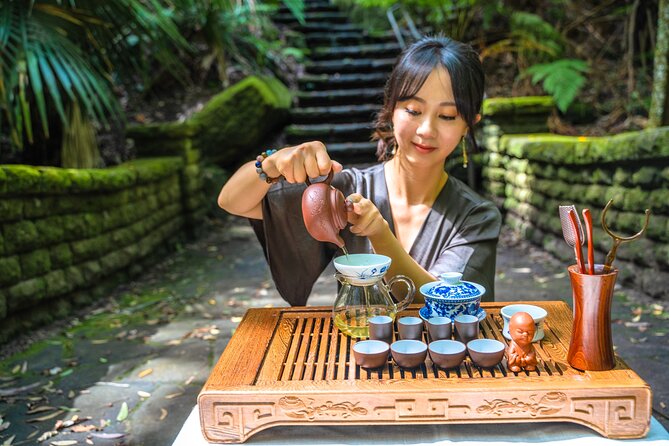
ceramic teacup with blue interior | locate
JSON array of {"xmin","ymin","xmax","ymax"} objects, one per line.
[
  {"xmin": 420, "ymin": 272, "xmax": 485, "ymax": 320},
  {"xmin": 333, "ymin": 253, "xmax": 391, "ymax": 285},
  {"xmin": 500, "ymin": 304, "xmax": 548, "ymax": 342}
]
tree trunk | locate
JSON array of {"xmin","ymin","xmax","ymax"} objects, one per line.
[{"xmin": 649, "ymin": 0, "xmax": 669, "ymax": 128}]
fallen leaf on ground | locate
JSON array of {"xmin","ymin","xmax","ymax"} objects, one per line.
[
  {"xmin": 50, "ymin": 440, "xmax": 78, "ymax": 445},
  {"xmin": 68, "ymin": 390, "xmax": 75, "ymax": 399},
  {"xmin": 0, "ymin": 421, "xmax": 9, "ymax": 432},
  {"xmin": 184, "ymin": 375, "xmax": 195, "ymax": 385},
  {"xmin": 660, "ymin": 401, "xmax": 666, "ymax": 409},
  {"xmin": 37, "ymin": 430, "xmax": 58, "ymax": 442},
  {"xmin": 138, "ymin": 369, "xmax": 153, "ymax": 378},
  {"xmin": 165, "ymin": 392, "xmax": 183, "ymax": 399},
  {"xmin": 95, "ymin": 382, "xmax": 129, "ymax": 388},
  {"xmin": 91, "ymin": 340, "xmax": 108, "ymax": 345},
  {"xmin": 91, "ymin": 433, "xmax": 124, "ymax": 439},
  {"xmin": 137, "ymin": 391, "xmax": 151, "ymax": 398},
  {"xmin": 116, "ymin": 402, "xmax": 128, "ymax": 421},
  {"xmin": 85, "ymin": 439, "xmax": 94, "ymax": 445},
  {"xmin": 27, "ymin": 410, "xmax": 65, "ymax": 422},
  {"xmin": 26, "ymin": 405, "xmax": 56, "ymax": 415},
  {"xmin": 159, "ymin": 408, "xmax": 168, "ymax": 421},
  {"xmin": 71, "ymin": 424, "xmax": 97, "ymax": 433},
  {"xmin": 1, "ymin": 435, "xmax": 15, "ymax": 446},
  {"xmin": 231, "ymin": 316, "xmax": 242, "ymax": 323}
]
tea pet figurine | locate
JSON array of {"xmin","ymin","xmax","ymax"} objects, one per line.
[{"xmin": 505, "ymin": 311, "xmax": 537, "ymax": 372}]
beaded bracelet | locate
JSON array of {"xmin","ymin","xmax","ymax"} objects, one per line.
[{"xmin": 255, "ymin": 149, "xmax": 282, "ymax": 184}]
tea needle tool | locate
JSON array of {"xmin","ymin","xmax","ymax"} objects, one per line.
[
  {"xmin": 582, "ymin": 208, "xmax": 595, "ymax": 275},
  {"xmin": 558, "ymin": 205, "xmax": 585, "ymax": 274},
  {"xmin": 601, "ymin": 199, "xmax": 651, "ymax": 273}
]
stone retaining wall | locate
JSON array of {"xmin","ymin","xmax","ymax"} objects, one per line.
[
  {"xmin": 0, "ymin": 158, "xmax": 202, "ymax": 342},
  {"xmin": 480, "ymin": 122, "xmax": 669, "ymax": 300}
]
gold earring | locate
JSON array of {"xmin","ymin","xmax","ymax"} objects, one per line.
[{"xmin": 462, "ymin": 135, "xmax": 468, "ymax": 168}]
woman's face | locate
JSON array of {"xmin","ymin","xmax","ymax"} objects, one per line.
[{"xmin": 392, "ymin": 66, "xmax": 477, "ymax": 166}]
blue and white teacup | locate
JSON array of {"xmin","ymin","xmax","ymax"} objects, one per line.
[{"xmin": 420, "ymin": 272, "xmax": 485, "ymax": 320}]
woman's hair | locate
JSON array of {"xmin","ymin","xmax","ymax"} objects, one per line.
[{"xmin": 373, "ymin": 35, "xmax": 485, "ymax": 161}]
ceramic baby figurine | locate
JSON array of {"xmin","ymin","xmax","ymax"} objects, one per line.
[{"xmin": 506, "ymin": 311, "xmax": 537, "ymax": 372}]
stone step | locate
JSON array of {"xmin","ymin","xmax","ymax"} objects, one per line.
[
  {"xmin": 299, "ymin": 72, "xmax": 388, "ymax": 90},
  {"xmin": 273, "ymin": 11, "xmax": 349, "ymax": 24},
  {"xmin": 326, "ymin": 141, "xmax": 378, "ymax": 161},
  {"xmin": 311, "ymin": 42, "xmax": 402, "ymax": 61},
  {"xmin": 285, "ymin": 122, "xmax": 373, "ymax": 144},
  {"xmin": 290, "ymin": 104, "xmax": 379, "ymax": 124},
  {"xmin": 304, "ymin": 57, "xmax": 396, "ymax": 74},
  {"xmin": 298, "ymin": 22, "xmax": 362, "ymax": 33},
  {"xmin": 305, "ymin": 31, "xmax": 397, "ymax": 46},
  {"xmin": 296, "ymin": 88, "xmax": 383, "ymax": 106},
  {"xmin": 278, "ymin": 2, "xmax": 339, "ymax": 14}
]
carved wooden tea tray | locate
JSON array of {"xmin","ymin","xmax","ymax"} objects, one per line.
[{"xmin": 198, "ymin": 301, "xmax": 651, "ymax": 443}]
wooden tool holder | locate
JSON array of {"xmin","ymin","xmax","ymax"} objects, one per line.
[{"xmin": 198, "ymin": 302, "xmax": 651, "ymax": 443}]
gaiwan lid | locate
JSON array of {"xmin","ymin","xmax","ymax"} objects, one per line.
[{"xmin": 420, "ymin": 272, "xmax": 485, "ymax": 300}]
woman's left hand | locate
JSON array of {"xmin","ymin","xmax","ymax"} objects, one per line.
[{"xmin": 346, "ymin": 193, "xmax": 389, "ymax": 239}]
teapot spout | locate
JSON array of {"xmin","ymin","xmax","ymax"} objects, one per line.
[{"xmin": 387, "ymin": 275, "xmax": 416, "ymax": 312}]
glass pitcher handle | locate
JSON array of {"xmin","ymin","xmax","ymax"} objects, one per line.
[{"xmin": 387, "ymin": 275, "xmax": 416, "ymax": 312}]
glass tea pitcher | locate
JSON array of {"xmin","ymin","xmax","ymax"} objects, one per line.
[{"xmin": 332, "ymin": 254, "xmax": 415, "ymax": 338}]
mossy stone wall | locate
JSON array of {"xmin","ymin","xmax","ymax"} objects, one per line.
[
  {"xmin": 125, "ymin": 75, "xmax": 292, "ymax": 167},
  {"xmin": 480, "ymin": 123, "xmax": 669, "ymax": 300},
  {"xmin": 0, "ymin": 158, "xmax": 189, "ymax": 342}
]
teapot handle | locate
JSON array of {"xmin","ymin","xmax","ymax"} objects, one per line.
[
  {"xmin": 387, "ymin": 275, "xmax": 415, "ymax": 312},
  {"xmin": 305, "ymin": 169, "xmax": 334, "ymax": 187}
]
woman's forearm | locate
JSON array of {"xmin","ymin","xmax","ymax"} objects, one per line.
[
  {"xmin": 218, "ymin": 161, "xmax": 271, "ymax": 219},
  {"xmin": 368, "ymin": 225, "xmax": 436, "ymax": 304}
]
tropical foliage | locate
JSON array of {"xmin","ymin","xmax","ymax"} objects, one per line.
[{"xmin": 0, "ymin": 0, "xmax": 304, "ymax": 166}]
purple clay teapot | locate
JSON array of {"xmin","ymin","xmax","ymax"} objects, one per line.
[{"xmin": 301, "ymin": 169, "xmax": 348, "ymax": 248}]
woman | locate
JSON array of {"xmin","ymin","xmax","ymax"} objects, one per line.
[{"xmin": 218, "ymin": 35, "xmax": 502, "ymax": 306}]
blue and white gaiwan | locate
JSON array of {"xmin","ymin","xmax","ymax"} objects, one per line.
[{"xmin": 420, "ymin": 272, "xmax": 485, "ymax": 319}]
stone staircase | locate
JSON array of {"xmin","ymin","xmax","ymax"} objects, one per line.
[{"xmin": 274, "ymin": 0, "xmax": 403, "ymax": 161}]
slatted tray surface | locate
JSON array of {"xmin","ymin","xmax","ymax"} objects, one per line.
[{"xmin": 199, "ymin": 302, "xmax": 651, "ymax": 443}]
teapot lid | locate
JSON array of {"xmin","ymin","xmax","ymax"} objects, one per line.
[{"xmin": 419, "ymin": 272, "xmax": 485, "ymax": 300}]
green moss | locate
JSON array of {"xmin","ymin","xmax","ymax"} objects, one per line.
[
  {"xmin": 189, "ymin": 76, "xmax": 290, "ymax": 163},
  {"xmin": 630, "ymin": 166, "xmax": 660, "ymax": 188},
  {"xmin": 100, "ymin": 249, "xmax": 132, "ymax": 272},
  {"xmin": 3, "ymin": 220, "xmax": 39, "ymax": 253},
  {"xmin": 64, "ymin": 266, "xmax": 86, "ymax": 288},
  {"xmin": 0, "ymin": 256, "xmax": 21, "ymax": 286},
  {"xmin": 91, "ymin": 167, "xmax": 138, "ymax": 191},
  {"xmin": 79, "ymin": 260, "xmax": 102, "ymax": 284},
  {"xmin": 0, "ymin": 198, "xmax": 23, "ymax": 222},
  {"xmin": 44, "ymin": 270, "xmax": 71, "ymax": 298},
  {"xmin": 38, "ymin": 166, "xmax": 73, "ymax": 192},
  {"xmin": 65, "ymin": 169, "xmax": 94, "ymax": 191},
  {"xmin": 482, "ymin": 96, "xmax": 554, "ymax": 116},
  {"xmin": 34, "ymin": 216, "xmax": 66, "ymax": 245},
  {"xmin": 50, "ymin": 244, "xmax": 73, "ymax": 268},
  {"xmin": 20, "ymin": 249, "xmax": 51, "ymax": 278},
  {"xmin": 0, "ymin": 167, "xmax": 6, "ymax": 195},
  {"xmin": 0, "ymin": 289, "xmax": 6, "ymax": 319},
  {"xmin": 70, "ymin": 234, "xmax": 114, "ymax": 262},
  {"xmin": 7, "ymin": 277, "xmax": 47, "ymax": 311},
  {"xmin": 1, "ymin": 165, "xmax": 41, "ymax": 194}
]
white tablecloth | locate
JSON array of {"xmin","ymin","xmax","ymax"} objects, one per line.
[{"xmin": 172, "ymin": 405, "xmax": 669, "ymax": 445}]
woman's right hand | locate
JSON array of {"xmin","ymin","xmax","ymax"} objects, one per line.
[{"xmin": 262, "ymin": 141, "xmax": 343, "ymax": 183}]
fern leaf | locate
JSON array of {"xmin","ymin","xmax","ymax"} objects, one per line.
[{"xmin": 522, "ymin": 59, "xmax": 590, "ymax": 113}]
